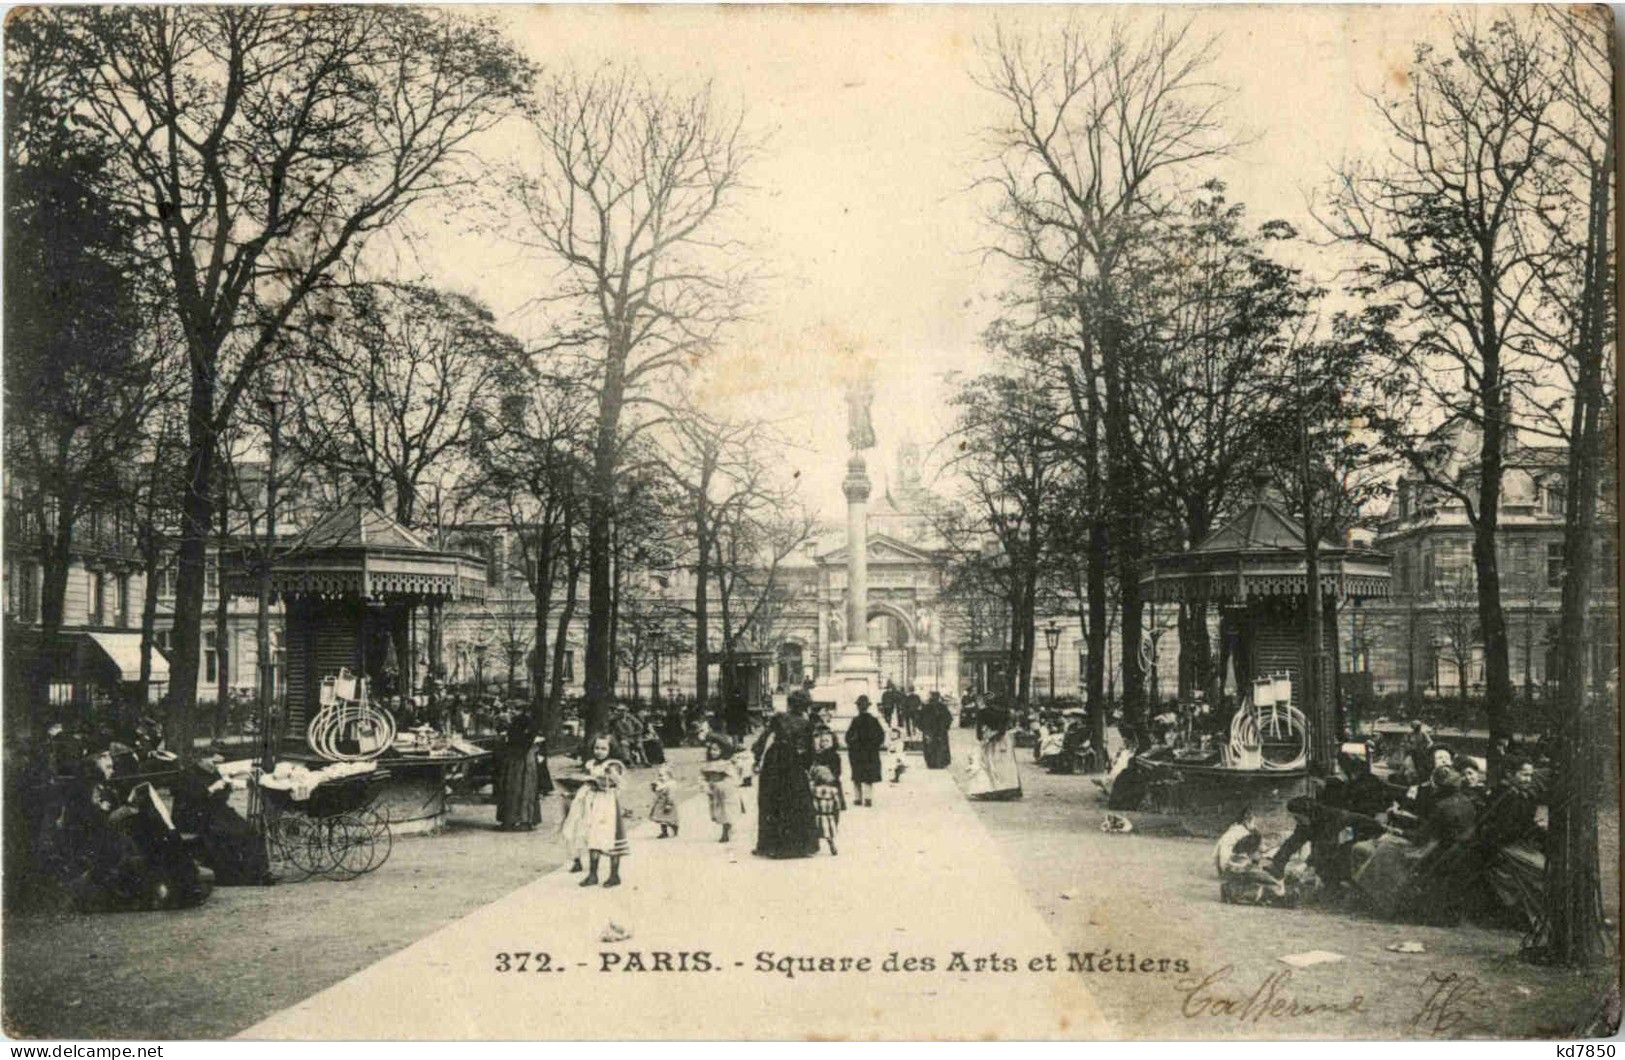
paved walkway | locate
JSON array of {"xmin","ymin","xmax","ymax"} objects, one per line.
[{"xmin": 242, "ymin": 752, "xmax": 1109, "ymax": 1040}]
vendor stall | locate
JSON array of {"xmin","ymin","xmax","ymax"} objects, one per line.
[
  {"xmin": 224, "ymin": 502, "xmax": 490, "ymax": 835},
  {"xmin": 1131, "ymin": 497, "xmax": 1391, "ymax": 829}
]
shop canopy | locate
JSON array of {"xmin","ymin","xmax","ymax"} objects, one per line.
[{"xmin": 82, "ymin": 631, "xmax": 168, "ymax": 683}]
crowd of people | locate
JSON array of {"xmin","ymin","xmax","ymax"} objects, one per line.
[
  {"xmin": 5, "ymin": 718, "xmax": 275, "ymax": 913},
  {"xmin": 1213, "ymin": 738, "xmax": 1553, "ymax": 930}
]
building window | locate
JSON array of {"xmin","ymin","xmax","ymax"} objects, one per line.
[
  {"xmin": 1546, "ymin": 482, "xmax": 1566, "ymax": 516},
  {"xmin": 205, "ymin": 558, "xmax": 218, "ymax": 597},
  {"xmin": 91, "ymin": 572, "xmax": 106, "ymax": 625},
  {"xmin": 154, "ymin": 630, "xmax": 172, "ymax": 654},
  {"xmin": 205, "ymin": 631, "xmax": 218, "ymax": 684},
  {"xmin": 563, "ymin": 649, "xmax": 575, "ymax": 682},
  {"xmin": 158, "ymin": 566, "xmax": 177, "ymax": 599},
  {"xmin": 115, "ymin": 574, "xmax": 129, "ymax": 628},
  {"xmin": 1547, "ymin": 542, "xmax": 1565, "ymax": 588}
]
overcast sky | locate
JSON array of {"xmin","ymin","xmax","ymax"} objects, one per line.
[{"xmin": 411, "ymin": 4, "xmax": 1464, "ymax": 518}]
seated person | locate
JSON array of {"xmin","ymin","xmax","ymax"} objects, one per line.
[
  {"xmin": 1337, "ymin": 753, "xmax": 1399, "ymax": 818},
  {"xmin": 1214, "ymin": 807, "xmax": 1288, "ymax": 905},
  {"xmin": 1270, "ymin": 793, "xmax": 1387, "ymax": 890},
  {"xmin": 171, "ymin": 748, "xmax": 275, "ymax": 886},
  {"xmin": 1403, "ymin": 767, "xmax": 1480, "ymax": 925},
  {"xmin": 1398, "ymin": 746, "xmax": 1458, "ymax": 824},
  {"xmin": 1474, "ymin": 757, "xmax": 1545, "ymax": 928},
  {"xmin": 63, "ymin": 749, "xmax": 210, "ymax": 911}
]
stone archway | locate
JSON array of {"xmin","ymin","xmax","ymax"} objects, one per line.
[{"xmin": 866, "ymin": 603, "xmax": 916, "ymax": 688}]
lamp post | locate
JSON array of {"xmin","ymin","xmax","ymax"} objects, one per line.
[
  {"xmin": 254, "ymin": 386, "xmax": 287, "ymax": 771},
  {"xmin": 1044, "ymin": 620, "xmax": 1061, "ymax": 706},
  {"xmin": 650, "ymin": 623, "xmax": 665, "ymax": 711}
]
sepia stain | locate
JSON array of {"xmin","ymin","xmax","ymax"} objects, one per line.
[{"xmin": 1387, "ymin": 63, "xmax": 1410, "ymax": 91}]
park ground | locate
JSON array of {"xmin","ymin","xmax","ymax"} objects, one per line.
[{"xmin": 3, "ymin": 732, "xmax": 1619, "ymax": 1040}]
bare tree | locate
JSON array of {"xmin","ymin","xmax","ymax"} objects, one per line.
[
  {"xmin": 4, "ymin": 17, "xmax": 165, "ymax": 728},
  {"xmin": 45, "ymin": 6, "xmax": 532, "ymax": 757},
  {"xmin": 1523, "ymin": 6, "xmax": 1616, "ymax": 970},
  {"xmin": 468, "ymin": 357, "xmax": 594, "ymax": 735},
  {"xmin": 508, "ymin": 68, "xmax": 755, "ymax": 742},
  {"xmin": 943, "ymin": 368, "xmax": 1066, "ymax": 709},
  {"xmin": 979, "ymin": 13, "xmax": 1233, "ymax": 737},
  {"xmin": 713, "ymin": 501, "xmax": 816, "ymax": 735},
  {"xmin": 288, "ymin": 283, "xmax": 524, "ymax": 526},
  {"xmin": 1321, "ymin": 13, "xmax": 1562, "ymax": 772},
  {"xmin": 663, "ymin": 407, "xmax": 781, "ymax": 714}
]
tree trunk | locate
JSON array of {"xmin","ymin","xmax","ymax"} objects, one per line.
[
  {"xmin": 35, "ymin": 534, "xmax": 72, "ymax": 732},
  {"xmin": 1086, "ymin": 529, "xmax": 1108, "ymax": 754},
  {"xmin": 1473, "ymin": 442, "xmax": 1513, "ymax": 776},
  {"xmin": 545, "ymin": 547, "xmax": 581, "ymax": 744},
  {"xmin": 213, "ymin": 501, "xmax": 231, "ymax": 739},
  {"xmin": 1102, "ymin": 306, "xmax": 1145, "ymax": 744},
  {"xmin": 582, "ymin": 355, "xmax": 626, "ymax": 747},
  {"xmin": 168, "ymin": 364, "xmax": 217, "ymax": 765},
  {"xmin": 693, "ymin": 518, "xmax": 711, "ymax": 713},
  {"xmin": 1532, "ymin": 162, "xmax": 1611, "ymax": 968},
  {"xmin": 530, "ymin": 541, "xmax": 554, "ymax": 728},
  {"xmin": 137, "ymin": 544, "xmax": 160, "ymax": 713}
]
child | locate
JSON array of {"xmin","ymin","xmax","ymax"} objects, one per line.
[
  {"xmin": 732, "ymin": 744, "xmax": 756, "ymax": 789},
  {"xmin": 1214, "ymin": 806, "xmax": 1287, "ymax": 906},
  {"xmin": 810, "ymin": 764, "xmax": 842, "ymax": 856},
  {"xmin": 811, "ymin": 727, "xmax": 846, "ymax": 809},
  {"xmin": 701, "ymin": 737, "xmax": 746, "ymax": 842},
  {"xmin": 649, "ymin": 764, "xmax": 680, "ymax": 838},
  {"xmin": 562, "ymin": 735, "xmax": 627, "ymax": 887},
  {"xmin": 887, "ymin": 726, "xmax": 908, "ymax": 784}
]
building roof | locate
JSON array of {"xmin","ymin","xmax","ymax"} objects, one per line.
[
  {"xmin": 223, "ymin": 501, "xmax": 487, "ymax": 604},
  {"xmin": 1144, "ymin": 499, "xmax": 1392, "ymax": 603}
]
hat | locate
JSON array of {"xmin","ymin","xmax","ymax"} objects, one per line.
[{"xmin": 1431, "ymin": 765, "xmax": 1461, "ymax": 790}]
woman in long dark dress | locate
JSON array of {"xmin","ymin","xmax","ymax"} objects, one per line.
[
  {"xmin": 752, "ymin": 700, "xmax": 820, "ymax": 859},
  {"xmin": 171, "ymin": 751, "xmax": 274, "ymax": 885},
  {"xmin": 494, "ymin": 719, "xmax": 546, "ymax": 831},
  {"xmin": 920, "ymin": 692, "xmax": 954, "ymax": 769},
  {"xmin": 845, "ymin": 696, "xmax": 885, "ymax": 806}
]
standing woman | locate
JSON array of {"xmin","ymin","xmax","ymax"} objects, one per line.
[
  {"xmin": 845, "ymin": 696, "xmax": 885, "ymax": 807},
  {"xmin": 494, "ymin": 718, "xmax": 546, "ymax": 831},
  {"xmin": 966, "ymin": 697, "xmax": 1022, "ymax": 801},
  {"xmin": 751, "ymin": 696, "xmax": 820, "ymax": 859},
  {"xmin": 920, "ymin": 692, "xmax": 954, "ymax": 770}
]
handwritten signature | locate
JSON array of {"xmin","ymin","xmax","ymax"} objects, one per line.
[
  {"xmin": 1174, "ymin": 965, "xmax": 1367, "ymax": 1022},
  {"xmin": 1409, "ymin": 971, "xmax": 1485, "ymax": 1037}
]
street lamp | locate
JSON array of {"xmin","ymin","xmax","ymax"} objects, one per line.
[
  {"xmin": 650, "ymin": 623, "xmax": 665, "ymax": 710},
  {"xmin": 1044, "ymin": 620, "xmax": 1061, "ymax": 706}
]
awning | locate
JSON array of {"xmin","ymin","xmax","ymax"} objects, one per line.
[{"xmin": 85, "ymin": 632, "xmax": 169, "ymax": 683}]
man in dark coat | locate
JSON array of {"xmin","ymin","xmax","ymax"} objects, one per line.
[
  {"xmin": 845, "ymin": 696, "xmax": 885, "ymax": 807},
  {"xmin": 902, "ymin": 688, "xmax": 922, "ymax": 737},
  {"xmin": 879, "ymin": 683, "xmax": 900, "ymax": 728}
]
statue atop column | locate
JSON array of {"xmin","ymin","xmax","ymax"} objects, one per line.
[{"xmin": 845, "ymin": 378, "xmax": 876, "ymax": 452}]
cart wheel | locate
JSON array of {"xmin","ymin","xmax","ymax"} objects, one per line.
[
  {"xmin": 268, "ymin": 815, "xmax": 318, "ymax": 882},
  {"xmin": 359, "ymin": 807, "xmax": 393, "ymax": 872},
  {"xmin": 324, "ymin": 814, "xmax": 376, "ymax": 880}
]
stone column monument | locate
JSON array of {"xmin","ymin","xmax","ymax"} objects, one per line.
[{"xmin": 812, "ymin": 380, "xmax": 882, "ymax": 735}]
